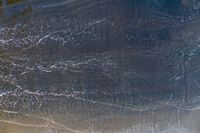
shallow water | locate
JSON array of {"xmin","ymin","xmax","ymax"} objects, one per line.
[{"xmin": 1, "ymin": 0, "xmax": 200, "ymax": 133}]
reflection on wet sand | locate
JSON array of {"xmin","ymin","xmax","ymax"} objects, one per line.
[{"xmin": 0, "ymin": 102, "xmax": 200, "ymax": 133}]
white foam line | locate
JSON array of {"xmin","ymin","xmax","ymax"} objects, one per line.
[{"xmin": 41, "ymin": 0, "xmax": 77, "ymax": 8}]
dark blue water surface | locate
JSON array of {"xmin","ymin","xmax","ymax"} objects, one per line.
[{"xmin": 1, "ymin": 0, "xmax": 200, "ymax": 133}]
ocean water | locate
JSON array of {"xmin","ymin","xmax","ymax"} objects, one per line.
[{"xmin": 1, "ymin": 0, "xmax": 200, "ymax": 133}]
